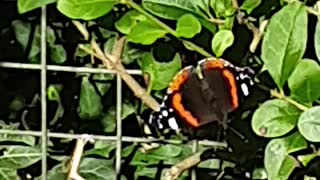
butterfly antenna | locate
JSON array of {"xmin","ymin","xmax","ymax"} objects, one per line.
[{"xmin": 228, "ymin": 126, "xmax": 247, "ymax": 142}]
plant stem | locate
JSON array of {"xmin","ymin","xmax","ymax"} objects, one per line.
[
  {"xmin": 270, "ymin": 89, "xmax": 309, "ymax": 111},
  {"xmin": 126, "ymin": 0, "xmax": 213, "ymax": 58},
  {"xmin": 127, "ymin": 0, "xmax": 177, "ymax": 36}
]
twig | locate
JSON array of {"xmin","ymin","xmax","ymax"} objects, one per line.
[
  {"xmin": 162, "ymin": 151, "xmax": 203, "ymax": 180},
  {"xmin": 270, "ymin": 89, "xmax": 309, "ymax": 111},
  {"xmin": 73, "ymin": 21, "xmax": 160, "ymax": 111},
  {"xmin": 68, "ymin": 134, "xmax": 94, "ymax": 180}
]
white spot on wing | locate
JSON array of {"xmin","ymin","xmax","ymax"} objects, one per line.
[
  {"xmin": 241, "ymin": 83, "xmax": 249, "ymax": 96},
  {"xmin": 162, "ymin": 110, "xmax": 168, "ymax": 117},
  {"xmin": 168, "ymin": 117, "xmax": 179, "ymax": 130},
  {"xmin": 169, "ymin": 108, "xmax": 174, "ymax": 112}
]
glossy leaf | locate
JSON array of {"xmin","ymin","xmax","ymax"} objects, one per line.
[
  {"xmin": 315, "ymin": 18, "xmax": 320, "ymax": 62},
  {"xmin": 0, "ymin": 146, "xmax": 41, "ymax": 169},
  {"xmin": 261, "ymin": 2, "xmax": 307, "ymax": 89},
  {"xmin": 264, "ymin": 133, "xmax": 306, "ymax": 180},
  {"xmin": 115, "ymin": 10, "xmax": 145, "ymax": 34},
  {"xmin": 85, "ymin": 141, "xmax": 116, "ymax": 158},
  {"xmin": 47, "ymin": 158, "xmax": 117, "ymax": 180},
  {"xmin": 149, "ymin": 144, "xmax": 182, "ymax": 157},
  {"xmin": 298, "ymin": 153, "xmax": 318, "ymax": 167},
  {"xmin": 176, "ymin": 14, "xmax": 201, "ymax": 38},
  {"xmin": 288, "ymin": 59, "xmax": 320, "ymax": 103},
  {"xmin": 0, "ymin": 168, "xmax": 17, "ymax": 180},
  {"xmin": 50, "ymin": 45, "xmax": 66, "ymax": 64},
  {"xmin": 127, "ymin": 20, "xmax": 167, "ymax": 45},
  {"xmin": 0, "ymin": 121, "xmax": 35, "ymax": 146},
  {"xmin": 79, "ymin": 76, "xmax": 103, "ymax": 120},
  {"xmin": 57, "ymin": 0, "xmax": 117, "ymax": 20},
  {"xmin": 252, "ymin": 99, "xmax": 301, "ymax": 137},
  {"xmin": 298, "ymin": 106, "xmax": 320, "ymax": 142},
  {"xmin": 210, "ymin": 0, "xmax": 236, "ymax": 18},
  {"xmin": 140, "ymin": 53, "xmax": 181, "ymax": 90},
  {"xmin": 211, "ymin": 30, "xmax": 234, "ymax": 57},
  {"xmin": 17, "ymin": 0, "xmax": 56, "ymax": 14},
  {"xmin": 12, "ymin": 20, "xmax": 56, "ymax": 63},
  {"xmin": 93, "ymin": 73, "xmax": 114, "ymax": 96},
  {"xmin": 142, "ymin": 0, "xmax": 207, "ymax": 20},
  {"xmin": 240, "ymin": 0, "xmax": 261, "ymax": 14},
  {"xmin": 135, "ymin": 167, "xmax": 157, "ymax": 179}
]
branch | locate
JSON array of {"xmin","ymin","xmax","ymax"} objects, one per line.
[
  {"xmin": 73, "ymin": 21, "xmax": 160, "ymax": 111},
  {"xmin": 163, "ymin": 151, "xmax": 203, "ymax": 180},
  {"xmin": 68, "ymin": 134, "xmax": 94, "ymax": 180}
]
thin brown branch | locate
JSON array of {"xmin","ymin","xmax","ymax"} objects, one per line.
[
  {"xmin": 163, "ymin": 152, "xmax": 203, "ymax": 180},
  {"xmin": 73, "ymin": 21, "xmax": 160, "ymax": 111},
  {"xmin": 68, "ymin": 135, "xmax": 94, "ymax": 180},
  {"xmin": 113, "ymin": 36, "xmax": 126, "ymax": 61}
]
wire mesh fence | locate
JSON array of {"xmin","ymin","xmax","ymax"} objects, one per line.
[{"xmin": 0, "ymin": 5, "xmax": 227, "ymax": 180}]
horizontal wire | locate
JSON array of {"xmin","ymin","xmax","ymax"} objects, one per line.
[
  {"xmin": 0, "ymin": 129, "xmax": 227, "ymax": 147},
  {"xmin": 0, "ymin": 62, "xmax": 142, "ymax": 75}
]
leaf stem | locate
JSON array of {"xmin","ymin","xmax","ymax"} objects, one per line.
[
  {"xmin": 126, "ymin": 0, "xmax": 213, "ymax": 57},
  {"xmin": 270, "ymin": 89, "xmax": 309, "ymax": 111}
]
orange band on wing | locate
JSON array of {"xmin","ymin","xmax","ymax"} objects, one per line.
[
  {"xmin": 172, "ymin": 93, "xmax": 200, "ymax": 128},
  {"xmin": 222, "ymin": 69, "xmax": 238, "ymax": 109},
  {"xmin": 168, "ymin": 70, "xmax": 190, "ymax": 92},
  {"xmin": 203, "ymin": 60, "xmax": 224, "ymax": 70}
]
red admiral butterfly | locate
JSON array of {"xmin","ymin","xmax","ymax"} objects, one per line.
[{"xmin": 148, "ymin": 57, "xmax": 255, "ymax": 134}]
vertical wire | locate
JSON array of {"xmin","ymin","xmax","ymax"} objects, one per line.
[
  {"xmin": 191, "ymin": 140, "xmax": 198, "ymax": 180},
  {"xmin": 115, "ymin": 75, "xmax": 122, "ymax": 179},
  {"xmin": 40, "ymin": 6, "xmax": 48, "ymax": 180}
]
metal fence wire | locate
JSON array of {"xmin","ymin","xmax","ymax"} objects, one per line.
[{"xmin": 0, "ymin": 6, "xmax": 226, "ymax": 180}]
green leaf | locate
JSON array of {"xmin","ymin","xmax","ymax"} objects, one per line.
[
  {"xmin": 122, "ymin": 42, "xmax": 146, "ymax": 65},
  {"xmin": 103, "ymin": 36, "xmax": 117, "ymax": 55},
  {"xmin": 315, "ymin": 18, "xmax": 320, "ymax": 62},
  {"xmin": 122, "ymin": 144, "xmax": 136, "ymax": 158},
  {"xmin": 252, "ymin": 99, "xmax": 301, "ymax": 137},
  {"xmin": 0, "ymin": 146, "xmax": 41, "ymax": 169},
  {"xmin": 141, "ymin": 53, "xmax": 181, "ymax": 90},
  {"xmin": 115, "ymin": 10, "xmax": 146, "ymax": 34},
  {"xmin": 79, "ymin": 158, "xmax": 116, "ymax": 180},
  {"xmin": 93, "ymin": 73, "xmax": 114, "ymax": 96},
  {"xmin": 75, "ymin": 44, "xmax": 91, "ymax": 58},
  {"xmin": 252, "ymin": 168, "xmax": 268, "ymax": 179},
  {"xmin": 198, "ymin": 18, "xmax": 217, "ymax": 34},
  {"xmin": 85, "ymin": 141, "xmax": 116, "ymax": 158},
  {"xmin": 79, "ymin": 76, "xmax": 103, "ymax": 120},
  {"xmin": 298, "ymin": 153, "xmax": 318, "ymax": 167},
  {"xmin": 47, "ymin": 158, "xmax": 117, "ymax": 180},
  {"xmin": 17, "ymin": 0, "xmax": 56, "ymax": 14},
  {"xmin": 50, "ymin": 45, "xmax": 66, "ymax": 64},
  {"xmin": 0, "ymin": 121, "xmax": 35, "ymax": 146},
  {"xmin": 264, "ymin": 133, "xmax": 307, "ymax": 180},
  {"xmin": 47, "ymin": 85, "xmax": 61, "ymax": 101},
  {"xmin": 298, "ymin": 106, "xmax": 320, "ymax": 142},
  {"xmin": 128, "ymin": 20, "xmax": 167, "ymax": 45},
  {"xmin": 261, "ymin": 2, "xmax": 307, "ymax": 89},
  {"xmin": 9, "ymin": 96, "xmax": 25, "ymax": 112},
  {"xmin": 288, "ymin": 59, "xmax": 320, "ymax": 103},
  {"xmin": 12, "ymin": 20, "xmax": 56, "ymax": 63},
  {"xmin": 0, "ymin": 168, "xmax": 17, "ymax": 180},
  {"xmin": 210, "ymin": 0, "xmax": 236, "ymax": 18},
  {"xmin": 149, "ymin": 144, "xmax": 182, "ymax": 157},
  {"xmin": 240, "ymin": 0, "xmax": 261, "ymax": 14},
  {"xmin": 142, "ymin": 0, "xmax": 208, "ymax": 20},
  {"xmin": 101, "ymin": 101, "xmax": 137, "ymax": 133},
  {"xmin": 57, "ymin": 0, "xmax": 117, "ymax": 20},
  {"xmin": 176, "ymin": 14, "xmax": 201, "ymax": 38},
  {"xmin": 211, "ymin": 30, "xmax": 234, "ymax": 57},
  {"xmin": 198, "ymin": 159, "xmax": 221, "ymax": 169},
  {"xmin": 135, "ymin": 166, "xmax": 157, "ymax": 179}
]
